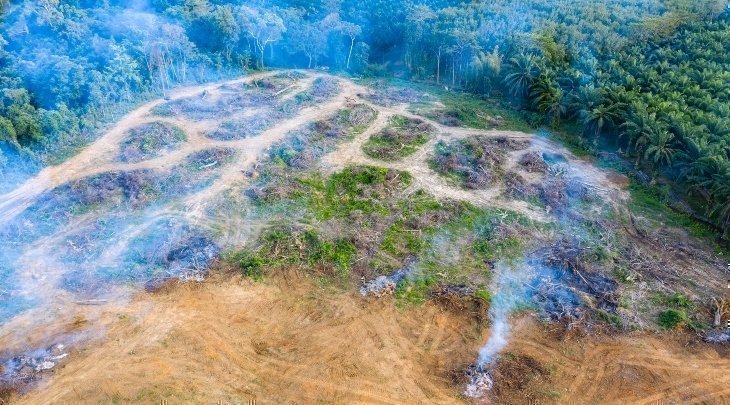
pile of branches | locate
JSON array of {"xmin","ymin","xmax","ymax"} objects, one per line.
[
  {"xmin": 518, "ymin": 151, "xmax": 549, "ymax": 173},
  {"xmin": 503, "ymin": 171, "xmax": 537, "ymax": 200}
]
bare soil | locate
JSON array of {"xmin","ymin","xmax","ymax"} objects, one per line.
[{"xmin": 11, "ymin": 275, "xmax": 730, "ymax": 404}]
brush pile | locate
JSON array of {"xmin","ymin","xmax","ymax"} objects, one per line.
[
  {"xmin": 433, "ymin": 136, "xmax": 529, "ymax": 189},
  {"xmin": 538, "ymin": 176, "xmax": 569, "ymax": 212},
  {"xmin": 533, "ymin": 239, "xmax": 620, "ymax": 319},
  {"xmin": 360, "ymin": 257, "xmax": 416, "ymax": 297},
  {"xmin": 362, "ymin": 115, "xmax": 435, "ymax": 161},
  {"xmin": 362, "ymin": 83, "xmax": 431, "ymax": 106},
  {"xmin": 119, "ymin": 122, "xmax": 186, "ymax": 163},
  {"xmin": 0, "ymin": 344, "xmax": 68, "ymax": 386},
  {"xmin": 207, "ymin": 113, "xmax": 281, "ymax": 140},
  {"xmin": 518, "ymin": 151, "xmax": 549, "ymax": 173},
  {"xmin": 503, "ymin": 171, "xmax": 537, "ymax": 200}
]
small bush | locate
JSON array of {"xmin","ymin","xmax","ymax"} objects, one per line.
[{"xmin": 657, "ymin": 309, "xmax": 687, "ymax": 329}]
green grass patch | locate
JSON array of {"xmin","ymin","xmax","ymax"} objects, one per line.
[
  {"xmin": 651, "ymin": 292, "xmax": 694, "ymax": 310},
  {"xmin": 627, "ymin": 180, "xmax": 729, "ymax": 255},
  {"xmin": 596, "ymin": 309, "xmax": 624, "ymax": 329},
  {"xmin": 296, "ymin": 166, "xmax": 412, "ymax": 220},
  {"xmin": 230, "ymin": 227, "xmax": 357, "ymax": 279},
  {"xmin": 394, "ymin": 275, "xmax": 438, "ymax": 306}
]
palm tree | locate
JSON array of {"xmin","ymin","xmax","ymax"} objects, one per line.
[
  {"xmin": 643, "ymin": 128, "xmax": 677, "ymax": 168},
  {"xmin": 620, "ymin": 105, "xmax": 655, "ymax": 161},
  {"xmin": 503, "ymin": 53, "xmax": 539, "ymax": 97},
  {"xmin": 530, "ymin": 75, "xmax": 566, "ymax": 127},
  {"xmin": 579, "ymin": 102, "xmax": 623, "ymax": 145},
  {"xmin": 708, "ymin": 166, "xmax": 730, "ymax": 237}
]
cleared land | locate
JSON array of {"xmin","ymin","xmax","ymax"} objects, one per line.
[{"xmin": 0, "ymin": 71, "xmax": 727, "ymax": 404}]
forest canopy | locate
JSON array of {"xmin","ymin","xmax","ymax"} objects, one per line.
[{"xmin": 0, "ymin": 0, "xmax": 728, "ymax": 236}]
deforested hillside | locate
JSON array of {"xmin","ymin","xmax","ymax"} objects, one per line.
[
  {"xmin": 0, "ymin": 1, "xmax": 728, "ymax": 403},
  {"xmin": 0, "ymin": 71, "xmax": 727, "ymax": 404}
]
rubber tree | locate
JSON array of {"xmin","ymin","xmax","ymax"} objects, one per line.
[
  {"xmin": 240, "ymin": 6, "xmax": 285, "ymax": 69},
  {"xmin": 340, "ymin": 21, "xmax": 361, "ymax": 70}
]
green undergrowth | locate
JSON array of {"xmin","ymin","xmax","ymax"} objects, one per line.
[
  {"xmin": 627, "ymin": 180, "xmax": 729, "ymax": 255},
  {"xmin": 229, "ymin": 226, "xmax": 356, "ymax": 280},
  {"xmin": 430, "ymin": 135, "xmax": 525, "ymax": 189},
  {"xmin": 651, "ymin": 292, "xmax": 706, "ymax": 331},
  {"xmin": 363, "ymin": 77, "xmax": 532, "ymax": 132},
  {"xmin": 362, "ymin": 115, "xmax": 434, "ymax": 161},
  {"xmin": 235, "ymin": 163, "xmax": 539, "ymax": 303}
]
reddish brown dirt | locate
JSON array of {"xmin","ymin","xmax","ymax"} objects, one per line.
[{"xmin": 10, "ymin": 275, "xmax": 729, "ymax": 404}]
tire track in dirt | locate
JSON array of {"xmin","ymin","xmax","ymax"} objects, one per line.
[{"xmin": 0, "ymin": 72, "xmax": 277, "ymax": 226}]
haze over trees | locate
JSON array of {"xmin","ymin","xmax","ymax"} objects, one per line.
[{"xmin": 0, "ymin": 0, "xmax": 727, "ymax": 236}]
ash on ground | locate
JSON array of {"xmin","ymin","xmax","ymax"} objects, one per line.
[
  {"xmin": 360, "ymin": 257, "xmax": 416, "ymax": 297},
  {"xmin": 704, "ymin": 329, "xmax": 730, "ymax": 344},
  {"xmin": 463, "ymin": 363, "xmax": 494, "ymax": 398},
  {"xmin": 1, "ymin": 344, "xmax": 68, "ymax": 387}
]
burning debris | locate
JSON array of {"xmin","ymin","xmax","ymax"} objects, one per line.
[
  {"xmin": 1, "ymin": 344, "xmax": 68, "ymax": 387},
  {"xmin": 360, "ymin": 257, "xmax": 416, "ymax": 297},
  {"xmin": 538, "ymin": 176, "xmax": 569, "ymax": 212},
  {"xmin": 540, "ymin": 239, "xmax": 619, "ymax": 315},
  {"xmin": 121, "ymin": 220, "xmax": 220, "ymax": 285},
  {"xmin": 464, "ymin": 364, "xmax": 494, "ymax": 398}
]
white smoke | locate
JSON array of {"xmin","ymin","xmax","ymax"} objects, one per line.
[{"xmin": 466, "ymin": 261, "xmax": 535, "ymax": 398}]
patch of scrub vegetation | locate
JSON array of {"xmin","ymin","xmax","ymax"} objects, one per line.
[
  {"xmin": 651, "ymin": 292, "xmax": 706, "ymax": 331},
  {"xmin": 3, "ymin": 148, "xmax": 238, "ymax": 247},
  {"xmin": 336, "ymin": 104, "xmax": 378, "ymax": 136},
  {"xmin": 242, "ymin": 157, "xmax": 539, "ymax": 305},
  {"xmin": 657, "ymin": 309, "xmax": 689, "ymax": 330},
  {"xmin": 183, "ymin": 147, "xmax": 237, "ymax": 172},
  {"xmin": 245, "ymin": 108, "xmax": 378, "ymax": 204},
  {"xmin": 362, "ymin": 115, "xmax": 435, "ymax": 161},
  {"xmin": 230, "ymin": 225, "xmax": 356, "ymax": 280},
  {"xmin": 412, "ymin": 89, "xmax": 532, "ymax": 132},
  {"xmin": 294, "ymin": 76, "xmax": 340, "ymax": 105},
  {"xmin": 206, "ymin": 112, "xmax": 280, "ymax": 141},
  {"xmin": 151, "ymin": 77, "xmax": 292, "ymax": 120},
  {"xmin": 391, "ymin": 206, "xmax": 538, "ymax": 307},
  {"xmin": 364, "ymin": 78, "xmax": 531, "ymax": 132},
  {"xmin": 119, "ymin": 122, "xmax": 187, "ymax": 163},
  {"xmin": 235, "ymin": 165, "xmax": 417, "ymax": 281},
  {"xmin": 301, "ymin": 166, "xmax": 413, "ymax": 221},
  {"xmin": 431, "ymin": 135, "xmax": 529, "ymax": 189},
  {"xmin": 626, "ymin": 179, "xmax": 729, "ymax": 254}
]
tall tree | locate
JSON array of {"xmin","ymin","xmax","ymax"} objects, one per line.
[{"xmin": 240, "ymin": 7, "xmax": 285, "ymax": 69}]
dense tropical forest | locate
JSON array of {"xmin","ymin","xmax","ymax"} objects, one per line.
[{"xmin": 0, "ymin": 0, "xmax": 727, "ymax": 236}]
